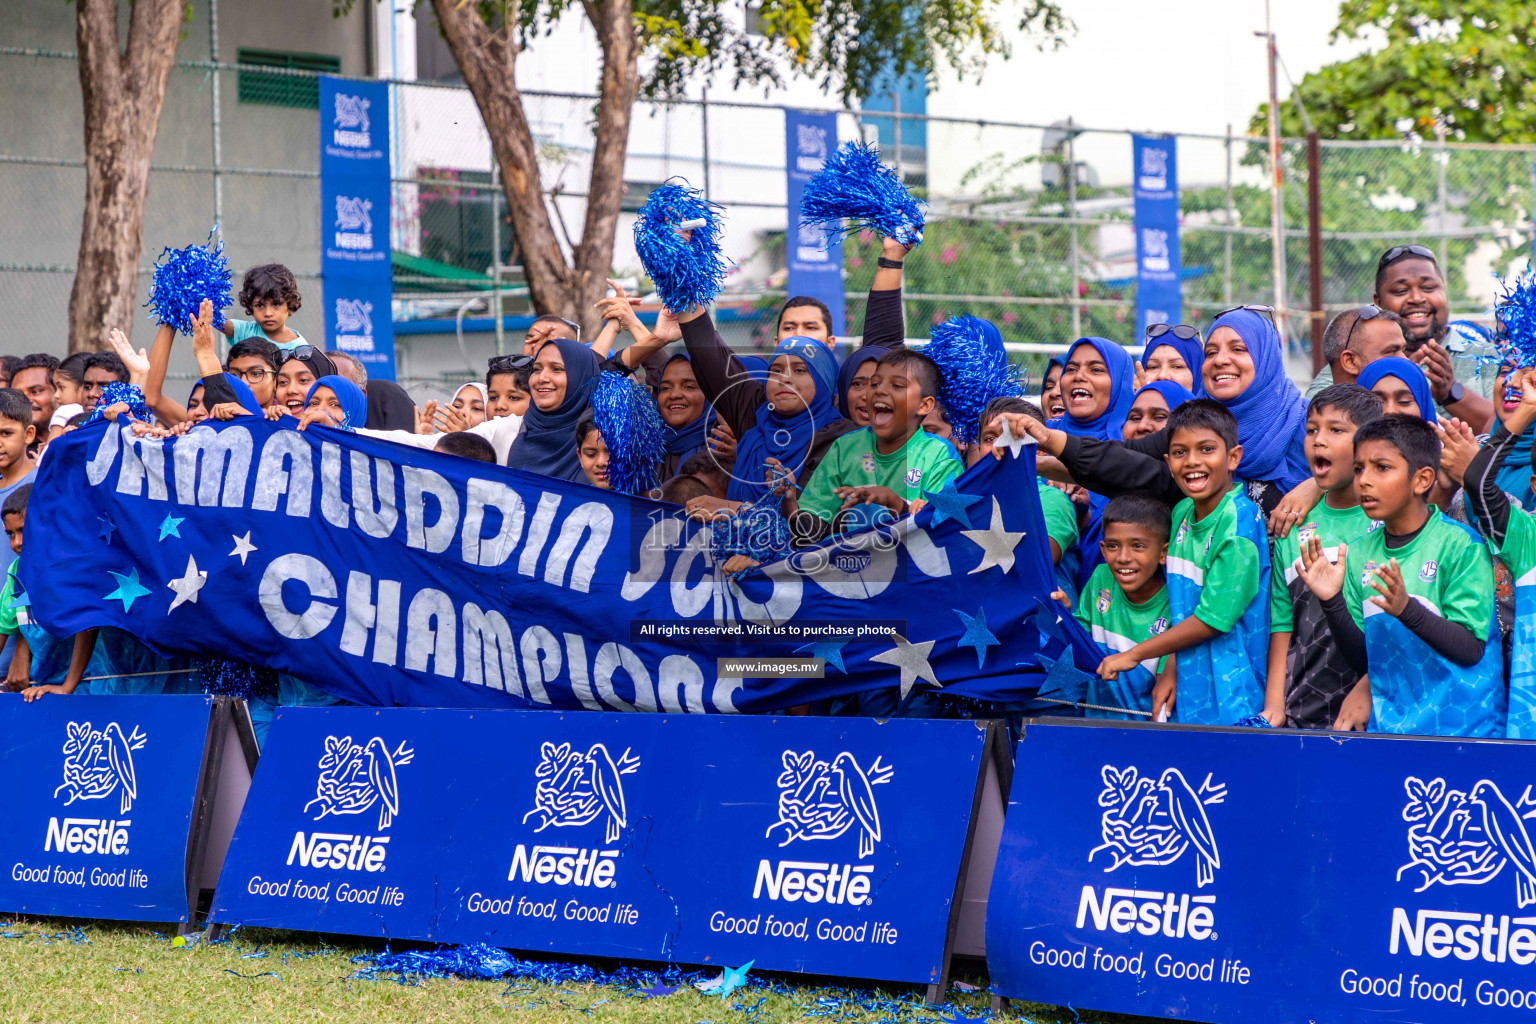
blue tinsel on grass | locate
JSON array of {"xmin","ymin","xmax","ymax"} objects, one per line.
[
  {"xmin": 1495, "ymin": 268, "xmax": 1536, "ymax": 371},
  {"xmin": 799, "ymin": 141, "xmax": 926, "ymax": 248},
  {"xmin": 591, "ymin": 371, "xmax": 668, "ymax": 496},
  {"xmin": 633, "ymin": 181, "xmax": 730, "ymax": 313},
  {"xmin": 925, "ymin": 315, "xmax": 1026, "ymax": 445},
  {"xmin": 146, "ymin": 228, "xmax": 231, "ymax": 334}
]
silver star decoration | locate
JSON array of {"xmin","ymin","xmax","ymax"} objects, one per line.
[
  {"xmin": 869, "ymin": 633, "xmax": 940, "ymax": 699},
  {"xmin": 993, "ymin": 415, "xmax": 1032, "ymax": 459},
  {"xmin": 962, "ymin": 497, "xmax": 1026, "ymax": 575},
  {"xmin": 229, "ymin": 531, "xmax": 258, "ymax": 565},
  {"xmin": 166, "ymin": 554, "xmax": 208, "ymax": 613}
]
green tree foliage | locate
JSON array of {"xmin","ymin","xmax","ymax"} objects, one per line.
[{"xmin": 1252, "ymin": 1, "xmax": 1536, "ymax": 143}]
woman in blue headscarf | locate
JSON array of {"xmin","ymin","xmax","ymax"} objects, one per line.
[
  {"xmin": 505, "ymin": 337, "xmax": 603, "ymax": 482},
  {"xmin": 1357, "ymin": 356, "xmax": 1439, "ymax": 424},
  {"xmin": 1123, "ymin": 379, "xmax": 1198, "ymax": 441},
  {"xmin": 1202, "ymin": 308, "xmax": 1310, "ymax": 496},
  {"xmin": 836, "ymin": 344, "xmax": 891, "ymax": 427},
  {"xmin": 302, "ymin": 375, "xmax": 369, "ymax": 432},
  {"xmin": 728, "ymin": 337, "xmax": 842, "ymax": 502},
  {"xmin": 1048, "ymin": 337, "xmax": 1136, "ymax": 441},
  {"xmin": 1141, "ymin": 324, "xmax": 1204, "ymax": 394},
  {"xmin": 1040, "ymin": 352, "xmax": 1068, "ymax": 419}
]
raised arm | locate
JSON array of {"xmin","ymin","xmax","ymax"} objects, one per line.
[
  {"xmin": 140, "ymin": 324, "xmax": 188, "ymax": 425},
  {"xmin": 679, "ymin": 306, "xmax": 765, "ymax": 439},
  {"xmin": 859, "ymin": 237, "xmax": 910, "ymax": 351}
]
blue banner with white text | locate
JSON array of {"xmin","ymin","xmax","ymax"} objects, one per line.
[
  {"xmin": 0, "ymin": 694, "xmax": 214, "ymax": 923},
  {"xmin": 320, "ymin": 75, "xmax": 396, "ymax": 380},
  {"xmin": 212, "ymin": 707, "xmax": 986, "ymax": 982},
  {"xmin": 1132, "ymin": 135, "xmax": 1181, "ymax": 342},
  {"xmin": 785, "ymin": 110, "xmax": 847, "ymax": 337},
  {"xmin": 23, "ymin": 419, "xmax": 1099, "ymax": 713},
  {"xmin": 988, "ymin": 720, "xmax": 1536, "ymax": 1023}
]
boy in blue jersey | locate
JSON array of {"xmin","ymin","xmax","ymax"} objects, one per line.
[
  {"xmin": 1093, "ymin": 400, "xmax": 1271, "ymax": 724},
  {"xmin": 1299, "ymin": 414, "xmax": 1505, "ymax": 737}
]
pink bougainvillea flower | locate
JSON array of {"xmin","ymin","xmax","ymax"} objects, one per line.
[{"xmin": 940, "ymin": 244, "xmax": 959, "ymax": 266}]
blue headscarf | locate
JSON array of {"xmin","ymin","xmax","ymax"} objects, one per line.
[
  {"xmin": 1142, "ymin": 329, "xmax": 1205, "ymax": 396},
  {"xmin": 658, "ymin": 353, "xmax": 717, "ymax": 460},
  {"xmin": 1209, "ymin": 309, "xmax": 1310, "ymax": 492},
  {"xmin": 220, "ymin": 373, "xmax": 260, "ymax": 415},
  {"xmin": 1134, "ymin": 379, "xmax": 1198, "ymax": 416},
  {"xmin": 506, "ymin": 338, "xmax": 602, "ymax": 481},
  {"xmin": 303, "ymin": 375, "xmax": 368, "ymax": 432},
  {"xmin": 728, "ymin": 337, "xmax": 842, "ymax": 502},
  {"xmin": 835, "ymin": 345, "xmax": 890, "ymax": 418},
  {"xmin": 738, "ymin": 356, "xmax": 771, "ymax": 383},
  {"xmin": 1046, "ymin": 337, "xmax": 1135, "ymax": 440},
  {"xmin": 1357, "ymin": 356, "xmax": 1439, "ymax": 424}
]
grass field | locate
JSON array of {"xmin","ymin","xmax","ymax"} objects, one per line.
[{"xmin": 0, "ymin": 916, "xmax": 1166, "ymax": 1024}]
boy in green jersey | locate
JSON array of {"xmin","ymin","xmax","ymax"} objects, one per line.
[
  {"xmin": 1265, "ymin": 384, "xmax": 1382, "ymax": 729},
  {"xmin": 1074, "ymin": 493, "xmax": 1175, "ymax": 720},
  {"xmin": 1299, "ymin": 414, "xmax": 1505, "ymax": 737},
  {"xmin": 786, "ymin": 349, "xmax": 962, "ymax": 534}
]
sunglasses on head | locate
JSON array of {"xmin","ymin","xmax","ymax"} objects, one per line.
[
  {"xmin": 1215, "ymin": 304, "xmax": 1276, "ymax": 322},
  {"xmin": 1377, "ymin": 244, "xmax": 1436, "ymax": 270},
  {"xmin": 287, "ymin": 344, "xmax": 318, "ymax": 362},
  {"xmin": 488, "ymin": 354, "xmax": 534, "ymax": 374},
  {"xmin": 1146, "ymin": 323, "xmax": 1201, "ymax": 342},
  {"xmin": 1342, "ymin": 304, "xmax": 1388, "ymax": 352}
]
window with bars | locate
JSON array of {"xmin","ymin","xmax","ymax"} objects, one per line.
[{"xmin": 236, "ymin": 48, "xmax": 342, "ymax": 110}]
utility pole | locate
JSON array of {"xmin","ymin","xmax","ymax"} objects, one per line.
[{"xmin": 1259, "ymin": 3, "xmax": 1287, "ymax": 341}]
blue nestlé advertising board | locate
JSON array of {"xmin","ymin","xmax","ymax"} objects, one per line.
[
  {"xmin": 212, "ymin": 708, "xmax": 987, "ymax": 982},
  {"xmin": 988, "ymin": 720, "xmax": 1536, "ymax": 1023},
  {"xmin": 0, "ymin": 694, "xmax": 214, "ymax": 922}
]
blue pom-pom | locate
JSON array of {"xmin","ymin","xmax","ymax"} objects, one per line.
[
  {"xmin": 1495, "ymin": 267, "xmax": 1536, "ymax": 372},
  {"xmin": 590, "ymin": 371, "xmax": 668, "ymax": 495},
  {"xmin": 84, "ymin": 382, "xmax": 149, "ymax": 424},
  {"xmin": 799, "ymin": 141, "xmax": 926, "ymax": 248},
  {"xmin": 710, "ymin": 500, "xmax": 791, "ymax": 577},
  {"xmin": 1234, "ymin": 713, "xmax": 1274, "ymax": 729},
  {"xmin": 146, "ymin": 227, "xmax": 231, "ymax": 335},
  {"xmin": 839, "ymin": 502, "xmax": 896, "ymax": 533},
  {"xmin": 924, "ymin": 315, "xmax": 1026, "ymax": 445},
  {"xmin": 195, "ymin": 658, "xmax": 277, "ymax": 701},
  {"xmin": 633, "ymin": 181, "xmax": 731, "ymax": 313}
]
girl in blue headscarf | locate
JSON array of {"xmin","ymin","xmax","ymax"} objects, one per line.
[
  {"xmin": 655, "ymin": 353, "xmax": 718, "ymax": 479},
  {"xmin": 836, "ymin": 344, "xmax": 891, "ymax": 427},
  {"xmin": 1040, "ymin": 352, "xmax": 1068, "ymax": 419},
  {"xmin": 506, "ymin": 337, "xmax": 604, "ymax": 482},
  {"xmin": 302, "ymin": 375, "xmax": 369, "ymax": 432},
  {"xmin": 1141, "ymin": 324, "xmax": 1204, "ymax": 394},
  {"xmin": 1357, "ymin": 356, "xmax": 1439, "ymax": 424},
  {"xmin": 1204, "ymin": 308, "xmax": 1310, "ymax": 495},
  {"xmin": 729, "ymin": 337, "xmax": 842, "ymax": 502},
  {"xmin": 1123, "ymin": 379, "xmax": 1198, "ymax": 441}
]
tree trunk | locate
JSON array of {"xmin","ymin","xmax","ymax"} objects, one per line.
[
  {"xmin": 431, "ymin": 0, "xmax": 639, "ymax": 338},
  {"xmin": 68, "ymin": 0, "xmax": 186, "ymax": 354}
]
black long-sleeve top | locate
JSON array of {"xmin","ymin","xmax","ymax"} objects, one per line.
[
  {"xmin": 1465, "ymin": 423, "xmax": 1521, "ymax": 547},
  {"xmin": 1056, "ymin": 428, "xmax": 1288, "ymax": 515},
  {"xmin": 1319, "ymin": 521, "xmax": 1487, "ymax": 672}
]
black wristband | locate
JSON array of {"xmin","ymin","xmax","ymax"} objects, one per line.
[{"xmin": 876, "ymin": 256, "xmax": 905, "ymax": 270}]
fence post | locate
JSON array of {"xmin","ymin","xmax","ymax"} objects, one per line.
[
  {"xmin": 1224, "ymin": 124, "xmax": 1234, "ymax": 307},
  {"xmin": 701, "ymin": 87, "xmax": 711, "ymax": 201},
  {"xmin": 491, "ymin": 155, "xmax": 504, "ymax": 358},
  {"xmin": 1067, "ymin": 117, "xmax": 1080, "ymax": 339},
  {"xmin": 1307, "ymin": 131, "xmax": 1324, "ymax": 373},
  {"xmin": 1436, "ymin": 120, "xmax": 1449, "ymax": 270},
  {"xmin": 208, "ymin": 0, "xmax": 223, "ymax": 228}
]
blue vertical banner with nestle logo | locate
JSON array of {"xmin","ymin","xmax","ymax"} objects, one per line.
[
  {"xmin": 989, "ymin": 719, "xmax": 1536, "ymax": 1023},
  {"xmin": 1132, "ymin": 135, "xmax": 1181, "ymax": 341},
  {"xmin": 785, "ymin": 110, "xmax": 847, "ymax": 336},
  {"xmin": 0, "ymin": 694, "xmax": 215, "ymax": 923},
  {"xmin": 320, "ymin": 76, "xmax": 396, "ymax": 380},
  {"xmin": 212, "ymin": 707, "xmax": 985, "ymax": 983}
]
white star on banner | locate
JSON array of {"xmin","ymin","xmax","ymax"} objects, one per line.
[
  {"xmin": 962, "ymin": 497, "xmax": 1025, "ymax": 575},
  {"xmin": 229, "ymin": 531, "xmax": 257, "ymax": 565},
  {"xmin": 166, "ymin": 554, "xmax": 208, "ymax": 613},
  {"xmin": 993, "ymin": 415, "xmax": 1032, "ymax": 459},
  {"xmin": 869, "ymin": 633, "xmax": 940, "ymax": 699}
]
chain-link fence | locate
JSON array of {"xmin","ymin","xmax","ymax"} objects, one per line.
[{"xmin": 2, "ymin": 45, "xmax": 1533, "ymax": 395}]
